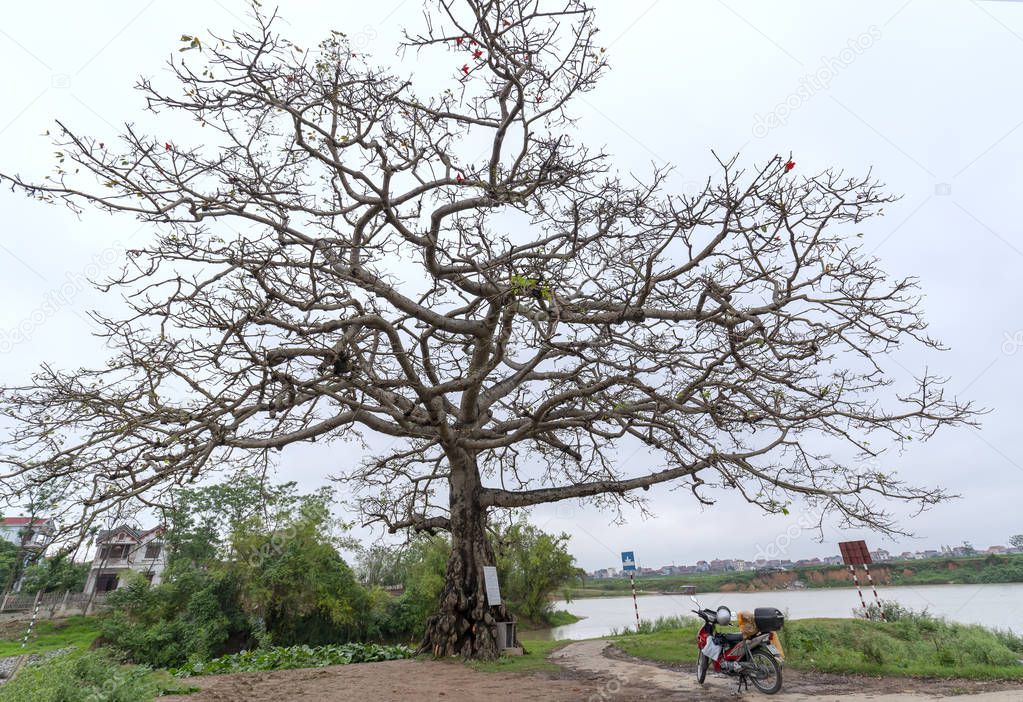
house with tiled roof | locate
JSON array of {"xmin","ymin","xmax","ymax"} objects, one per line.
[
  {"xmin": 83, "ymin": 524, "xmax": 167, "ymax": 594},
  {"xmin": 0, "ymin": 516, "xmax": 54, "ymax": 550}
]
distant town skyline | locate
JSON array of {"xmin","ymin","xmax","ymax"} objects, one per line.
[{"xmin": 586, "ymin": 541, "xmax": 1021, "ymax": 578}]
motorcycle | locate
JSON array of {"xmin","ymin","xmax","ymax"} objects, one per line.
[{"xmin": 691, "ymin": 595, "xmax": 785, "ymax": 695}]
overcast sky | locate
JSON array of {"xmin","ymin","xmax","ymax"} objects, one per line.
[{"xmin": 1, "ymin": 0, "xmax": 1022, "ymax": 572}]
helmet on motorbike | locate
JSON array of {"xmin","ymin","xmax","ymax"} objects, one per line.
[{"xmin": 715, "ymin": 606, "xmax": 732, "ymax": 626}]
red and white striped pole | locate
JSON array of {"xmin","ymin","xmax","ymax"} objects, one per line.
[
  {"xmin": 849, "ymin": 565, "xmax": 869, "ymax": 616},
  {"xmin": 863, "ymin": 564, "xmax": 886, "ymax": 621},
  {"xmin": 630, "ymin": 572, "xmax": 640, "ymax": 630}
]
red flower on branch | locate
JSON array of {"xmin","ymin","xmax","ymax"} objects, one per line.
[
  {"xmin": 461, "ymin": 64, "xmax": 470, "ymax": 75},
  {"xmin": 474, "ymin": 49, "xmax": 483, "ymax": 60},
  {"xmin": 455, "ymin": 174, "xmax": 465, "ymax": 184},
  {"xmin": 784, "ymin": 159, "xmax": 796, "ymax": 172},
  {"xmin": 164, "ymin": 143, "xmax": 172, "ymax": 151},
  {"xmin": 456, "ymin": 37, "xmax": 464, "ymax": 45}
]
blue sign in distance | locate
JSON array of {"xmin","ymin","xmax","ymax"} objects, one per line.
[{"xmin": 621, "ymin": 551, "xmax": 636, "ymax": 572}]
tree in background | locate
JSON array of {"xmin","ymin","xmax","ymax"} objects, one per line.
[
  {"xmin": 0, "ymin": 539, "xmax": 19, "ymax": 593},
  {"xmin": 16, "ymin": 551, "xmax": 89, "ymax": 594},
  {"xmin": 230, "ymin": 489, "xmax": 371, "ymax": 646},
  {"xmin": 0, "ymin": 0, "xmax": 977, "ymax": 657},
  {"xmin": 494, "ymin": 520, "xmax": 580, "ymax": 624},
  {"xmin": 1010, "ymin": 535, "xmax": 1023, "ymax": 550}
]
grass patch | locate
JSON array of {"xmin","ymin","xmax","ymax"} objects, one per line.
[
  {"xmin": 0, "ymin": 649, "xmax": 197, "ymax": 702},
  {"xmin": 0, "ymin": 616, "xmax": 101, "ymax": 657},
  {"xmin": 780, "ymin": 617, "xmax": 1023, "ymax": 680},
  {"xmin": 544, "ymin": 610, "xmax": 581, "ymax": 627},
  {"xmin": 469, "ymin": 637, "xmax": 567, "ymax": 674},
  {"xmin": 610, "ymin": 614, "xmax": 1023, "ymax": 681}
]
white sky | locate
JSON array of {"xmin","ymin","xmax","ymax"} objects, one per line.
[{"xmin": 1, "ymin": 0, "xmax": 1022, "ymax": 572}]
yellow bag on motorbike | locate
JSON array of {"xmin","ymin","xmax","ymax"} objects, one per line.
[{"xmin": 736, "ymin": 611, "xmax": 758, "ymax": 638}]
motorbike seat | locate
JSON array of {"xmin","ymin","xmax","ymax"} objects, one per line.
[{"xmin": 718, "ymin": 633, "xmax": 746, "ymax": 644}]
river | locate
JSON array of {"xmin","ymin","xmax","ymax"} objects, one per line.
[{"xmin": 539, "ymin": 583, "xmax": 1023, "ymax": 639}]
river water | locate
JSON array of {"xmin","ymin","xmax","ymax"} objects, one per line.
[{"xmin": 540, "ymin": 583, "xmax": 1023, "ymax": 639}]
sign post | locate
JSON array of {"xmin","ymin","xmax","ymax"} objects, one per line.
[
  {"xmin": 838, "ymin": 540, "xmax": 885, "ymax": 621},
  {"xmin": 621, "ymin": 551, "xmax": 640, "ymax": 630}
]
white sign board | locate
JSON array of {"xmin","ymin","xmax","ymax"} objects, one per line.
[{"xmin": 482, "ymin": 566, "xmax": 502, "ymax": 606}]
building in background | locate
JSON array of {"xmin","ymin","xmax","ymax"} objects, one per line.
[
  {"xmin": 0, "ymin": 516, "xmax": 55, "ymax": 592},
  {"xmin": 83, "ymin": 524, "xmax": 167, "ymax": 594},
  {"xmin": 0, "ymin": 516, "xmax": 54, "ymax": 550}
]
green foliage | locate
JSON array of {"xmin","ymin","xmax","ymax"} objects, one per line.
[
  {"xmin": 98, "ymin": 569, "xmax": 251, "ymax": 669},
  {"xmin": 16, "ymin": 552, "xmax": 89, "ymax": 595},
  {"xmin": 175, "ymin": 643, "xmax": 413, "ymax": 676},
  {"xmin": 0, "ymin": 539, "xmax": 19, "ymax": 592},
  {"xmin": 780, "ymin": 615, "xmax": 1023, "ymax": 678},
  {"xmin": 372, "ymin": 535, "xmax": 450, "ymax": 639},
  {"xmin": 0, "ymin": 650, "xmax": 196, "ymax": 702},
  {"xmin": 0, "ymin": 616, "xmax": 102, "ymax": 657},
  {"xmin": 1010, "ymin": 534, "xmax": 1023, "ymax": 550},
  {"xmin": 165, "ymin": 475, "xmax": 308, "ymax": 568},
  {"xmin": 609, "ymin": 615, "xmax": 699, "ymax": 637},
  {"xmin": 494, "ymin": 520, "xmax": 581, "ymax": 624},
  {"xmin": 230, "ymin": 492, "xmax": 371, "ymax": 646},
  {"xmin": 100, "ymin": 483, "xmax": 378, "ymax": 666}
]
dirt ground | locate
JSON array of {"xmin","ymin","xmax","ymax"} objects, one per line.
[{"xmin": 160, "ymin": 641, "xmax": 1023, "ymax": 702}]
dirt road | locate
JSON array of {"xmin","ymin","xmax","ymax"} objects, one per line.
[{"xmin": 161, "ymin": 641, "xmax": 1023, "ymax": 701}]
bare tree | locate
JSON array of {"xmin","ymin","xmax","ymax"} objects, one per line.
[{"xmin": 0, "ymin": 0, "xmax": 975, "ymax": 657}]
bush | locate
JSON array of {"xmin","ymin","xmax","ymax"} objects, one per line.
[
  {"xmin": 175, "ymin": 642, "xmax": 414, "ymax": 676},
  {"xmin": 0, "ymin": 650, "xmax": 194, "ymax": 702},
  {"xmin": 98, "ymin": 569, "xmax": 252, "ymax": 669}
]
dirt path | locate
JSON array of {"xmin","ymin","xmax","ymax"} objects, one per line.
[
  {"xmin": 552, "ymin": 640, "xmax": 1023, "ymax": 701},
  {"xmin": 158, "ymin": 641, "xmax": 1023, "ymax": 701}
]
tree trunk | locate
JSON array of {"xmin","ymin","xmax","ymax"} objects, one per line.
[{"xmin": 419, "ymin": 451, "xmax": 513, "ymax": 659}]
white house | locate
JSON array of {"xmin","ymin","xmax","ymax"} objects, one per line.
[
  {"xmin": 0, "ymin": 516, "xmax": 54, "ymax": 550},
  {"xmin": 83, "ymin": 524, "xmax": 167, "ymax": 594},
  {"xmin": 0, "ymin": 517, "xmax": 55, "ymax": 592}
]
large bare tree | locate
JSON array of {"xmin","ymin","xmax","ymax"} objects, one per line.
[{"xmin": 0, "ymin": 0, "xmax": 975, "ymax": 657}]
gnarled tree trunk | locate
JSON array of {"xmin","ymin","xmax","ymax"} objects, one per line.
[{"xmin": 420, "ymin": 451, "xmax": 514, "ymax": 659}]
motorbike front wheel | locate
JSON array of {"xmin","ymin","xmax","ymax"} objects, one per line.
[
  {"xmin": 696, "ymin": 652, "xmax": 709, "ymax": 684},
  {"xmin": 747, "ymin": 649, "xmax": 782, "ymax": 694}
]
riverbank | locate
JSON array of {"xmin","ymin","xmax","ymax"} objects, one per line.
[{"xmin": 566, "ymin": 554, "xmax": 1023, "ymax": 598}]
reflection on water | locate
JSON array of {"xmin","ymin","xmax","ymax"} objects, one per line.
[{"xmin": 538, "ymin": 583, "xmax": 1023, "ymax": 640}]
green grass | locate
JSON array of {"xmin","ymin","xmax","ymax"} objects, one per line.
[
  {"xmin": 469, "ymin": 637, "xmax": 567, "ymax": 674},
  {"xmin": 0, "ymin": 616, "xmax": 101, "ymax": 657},
  {"xmin": 611, "ymin": 615, "xmax": 1023, "ymax": 681},
  {"xmin": 544, "ymin": 610, "xmax": 581, "ymax": 627},
  {"xmin": 0, "ymin": 649, "xmax": 197, "ymax": 702}
]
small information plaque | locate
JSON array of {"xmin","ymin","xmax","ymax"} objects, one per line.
[{"xmin": 483, "ymin": 565, "xmax": 502, "ymax": 606}]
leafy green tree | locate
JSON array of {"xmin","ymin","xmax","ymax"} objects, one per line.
[
  {"xmin": 0, "ymin": 539, "xmax": 20, "ymax": 593},
  {"xmin": 1010, "ymin": 534, "xmax": 1023, "ymax": 550},
  {"xmin": 99, "ymin": 569, "xmax": 251, "ymax": 669},
  {"xmin": 494, "ymin": 521, "xmax": 581, "ymax": 623},
  {"xmin": 17, "ymin": 551, "xmax": 89, "ymax": 594},
  {"xmin": 229, "ymin": 491, "xmax": 370, "ymax": 646},
  {"xmin": 165, "ymin": 476, "xmax": 305, "ymax": 568}
]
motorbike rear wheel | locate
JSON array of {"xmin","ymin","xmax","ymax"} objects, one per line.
[
  {"xmin": 696, "ymin": 653, "xmax": 709, "ymax": 684},
  {"xmin": 747, "ymin": 648, "xmax": 782, "ymax": 694}
]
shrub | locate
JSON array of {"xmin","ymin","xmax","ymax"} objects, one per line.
[{"xmin": 98, "ymin": 569, "xmax": 251, "ymax": 669}]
